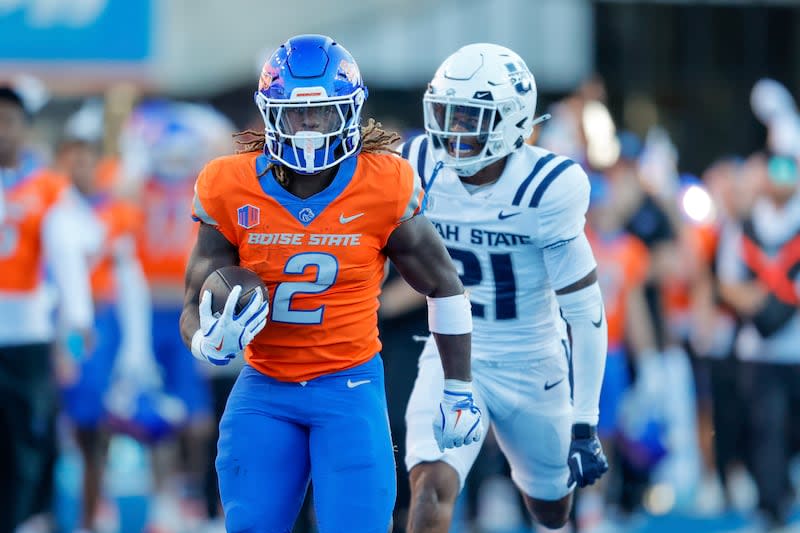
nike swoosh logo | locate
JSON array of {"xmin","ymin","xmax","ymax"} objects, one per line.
[
  {"xmin": 544, "ymin": 378, "xmax": 565, "ymax": 391},
  {"xmin": 454, "ymin": 409, "xmax": 463, "ymax": 427},
  {"xmin": 214, "ymin": 336, "xmax": 224, "ymax": 352},
  {"xmin": 591, "ymin": 308, "xmax": 603, "ymax": 328},
  {"xmin": 339, "ymin": 212, "xmax": 364, "ymax": 224},
  {"xmin": 498, "ymin": 211, "xmax": 521, "ymax": 220},
  {"xmin": 572, "ymin": 452, "xmax": 583, "ymax": 477},
  {"xmin": 346, "ymin": 379, "xmax": 371, "ymax": 389}
]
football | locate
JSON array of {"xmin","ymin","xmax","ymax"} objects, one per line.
[{"xmin": 200, "ymin": 266, "xmax": 268, "ymax": 316}]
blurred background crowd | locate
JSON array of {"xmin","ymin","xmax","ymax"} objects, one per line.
[{"xmin": 2, "ymin": 1, "xmax": 800, "ymax": 533}]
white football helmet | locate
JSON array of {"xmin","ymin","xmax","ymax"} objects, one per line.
[{"xmin": 424, "ymin": 43, "xmax": 540, "ymax": 176}]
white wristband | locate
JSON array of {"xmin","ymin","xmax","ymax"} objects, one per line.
[
  {"xmin": 190, "ymin": 329, "xmax": 206, "ymax": 361},
  {"xmin": 444, "ymin": 378, "xmax": 473, "ymax": 394},
  {"xmin": 427, "ymin": 293, "xmax": 473, "ymax": 335}
]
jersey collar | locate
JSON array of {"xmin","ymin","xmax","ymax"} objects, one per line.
[{"xmin": 256, "ymin": 154, "xmax": 357, "ymax": 226}]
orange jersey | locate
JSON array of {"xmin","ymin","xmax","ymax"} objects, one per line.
[
  {"xmin": 137, "ymin": 179, "xmax": 197, "ymax": 286},
  {"xmin": 662, "ymin": 222, "xmax": 719, "ymax": 330},
  {"xmin": 95, "ymin": 156, "xmax": 120, "ymax": 192},
  {"xmin": 193, "ymin": 152, "xmax": 424, "ymax": 382},
  {"xmin": 90, "ymin": 196, "xmax": 143, "ymax": 301},
  {"xmin": 0, "ymin": 168, "xmax": 70, "ymax": 291},
  {"xmin": 588, "ymin": 229, "xmax": 650, "ymax": 347}
]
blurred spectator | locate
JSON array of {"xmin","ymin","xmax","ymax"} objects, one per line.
[
  {"xmin": 119, "ymin": 100, "xmax": 233, "ymax": 526},
  {"xmin": 607, "ymin": 131, "xmax": 679, "ymax": 352},
  {"xmin": 581, "ymin": 172, "xmax": 659, "ymax": 530},
  {"xmin": 53, "ymin": 133, "xmax": 162, "ymax": 532},
  {"xmin": 716, "ymin": 152, "xmax": 800, "ymax": 528},
  {"xmin": 0, "ymin": 84, "xmax": 96, "ymax": 532}
]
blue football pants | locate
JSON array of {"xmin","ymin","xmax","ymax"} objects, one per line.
[{"xmin": 216, "ymin": 355, "xmax": 396, "ymax": 533}]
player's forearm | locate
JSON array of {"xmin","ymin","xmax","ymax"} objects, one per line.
[
  {"xmin": 432, "ymin": 332, "xmax": 472, "ymax": 381},
  {"xmin": 180, "ymin": 252, "xmax": 220, "ymax": 348},
  {"xmin": 180, "ymin": 298, "xmax": 201, "ymax": 350},
  {"xmin": 180, "ymin": 259, "xmax": 208, "ymax": 349},
  {"xmin": 556, "ymin": 282, "xmax": 607, "ymax": 426},
  {"xmin": 181, "ymin": 223, "xmax": 240, "ymax": 349}
]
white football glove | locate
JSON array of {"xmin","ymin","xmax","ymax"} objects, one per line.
[
  {"xmin": 433, "ymin": 379, "xmax": 483, "ymax": 452},
  {"xmin": 191, "ymin": 286, "xmax": 269, "ymax": 366}
]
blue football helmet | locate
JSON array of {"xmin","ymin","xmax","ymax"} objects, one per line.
[
  {"xmin": 104, "ymin": 380, "xmax": 188, "ymax": 444},
  {"xmin": 254, "ymin": 34, "xmax": 368, "ymax": 174},
  {"xmin": 120, "ymin": 100, "xmax": 233, "ymax": 184}
]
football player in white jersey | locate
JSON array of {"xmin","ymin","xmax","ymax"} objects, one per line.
[{"xmin": 401, "ymin": 43, "xmax": 609, "ymax": 531}]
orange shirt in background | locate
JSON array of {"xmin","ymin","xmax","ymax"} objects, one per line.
[
  {"xmin": 588, "ymin": 229, "xmax": 650, "ymax": 348},
  {"xmin": 90, "ymin": 196, "xmax": 142, "ymax": 301},
  {"xmin": 137, "ymin": 179, "xmax": 197, "ymax": 287},
  {"xmin": 0, "ymin": 169, "xmax": 70, "ymax": 291}
]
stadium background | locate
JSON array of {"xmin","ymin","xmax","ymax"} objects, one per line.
[{"xmin": 2, "ymin": 1, "xmax": 800, "ymax": 532}]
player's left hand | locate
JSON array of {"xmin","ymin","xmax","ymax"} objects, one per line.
[
  {"xmin": 567, "ymin": 423, "xmax": 609, "ymax": 488},
  {"xmin": 433, "ymin": 379, "xmax": 483, "ymax": 452},
  {"xmin": 194, "ymin": 286, "xmax": 269, "ymax": 366}
]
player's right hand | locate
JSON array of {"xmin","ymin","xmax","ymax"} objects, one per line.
[
  {"xmin": 193, "ymin": 286, "xmax": 269, "ymax": 366},
  {"xmin": 433, "ymin": 379, "xmax": 483, "ymax": 452}
]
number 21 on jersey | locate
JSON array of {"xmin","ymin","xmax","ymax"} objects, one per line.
[{"xmin": 447, "ymin": 246, "xmax": 517, "ymax": 320}]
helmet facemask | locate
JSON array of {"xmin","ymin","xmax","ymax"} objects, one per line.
[
  {"xmin": 255, "ymin": 87, "xmax": 365, "ymax": 174},
  {"xmin": 424, "ymin": 94, "xmax": 527, "ymax": 177}
]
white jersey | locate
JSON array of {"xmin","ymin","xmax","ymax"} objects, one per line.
[{"xmin": 402, "ymin": 135, "xmax": 594, "ymax": 361}]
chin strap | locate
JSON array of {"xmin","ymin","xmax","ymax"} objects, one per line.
[
  {"xmin": 530, "ymin": 113, "xmax": 552, "ymax": 129},
  {"xmin": 424, "ymin": 161, "xmax": 444, "ymax": 194}
]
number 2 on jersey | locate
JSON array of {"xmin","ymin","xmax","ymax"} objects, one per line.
[
  {"xmin": 271, "ymin": 252, "xmax": 338, "ymax": 324},
  {"xmin": 446, "ymin": 247, "xmax": 517, "ymax": 320}
]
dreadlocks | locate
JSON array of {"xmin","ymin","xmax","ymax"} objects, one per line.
[{"xmin": 232, "ymin": 118, "xmax": 402, "ymax": 186}]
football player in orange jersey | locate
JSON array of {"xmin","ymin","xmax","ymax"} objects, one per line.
[
  {"xmin": 0, "ymin": 85, "xmax": 96, "ymax": 531},
  {"xmin": 181, "ymin": 34, "xmax": 482, "ymax": 533}
]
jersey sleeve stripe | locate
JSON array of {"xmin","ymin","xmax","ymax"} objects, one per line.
[
  {"xmin": 401, "ymin": 140, "xmax": 412, "ymax": 161},
  {"xmin": 192, "ymin": 184, "xmax": 218, "ymax": 225},
  {"xmin": 399, "ymin": 173, "xmax": 425, "ymax": 223},
  {"xmin": 417, "ymin": 137, "xmax": 429, "ymax": 188},
  {"xmin": 529, "ymin": 159, "xmax": 576, "ymax": 207},
  {"xmin": 511, "ymin": 153, "xmax": 556, "ymax": 206}
]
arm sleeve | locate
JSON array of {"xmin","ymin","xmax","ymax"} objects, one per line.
[
  {"xmin": 538, "ymin": 164, "xmax": 605, "ymax": 425},
  {"xmin": 556, "ymin": 283, "xmax": 607, "ymax": 426},
  {"xmin": 41, "ymin": 192, "xmax": 98, "ymax": 331}
]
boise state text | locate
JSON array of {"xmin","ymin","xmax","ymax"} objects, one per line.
[
  {"xmin": 432, "ymin": 222, "xmax": 532, "ymax": 247},
  {"xmin": 247, "ymin": 232, "xmax": 362, "ymax": 246}
]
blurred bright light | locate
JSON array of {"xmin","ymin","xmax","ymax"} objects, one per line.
[
  {"xmin": 583, "ymin": 101, "xmax": 620, "ymax": 169},
  {"xmin": 644, "ymin": 483, "xmax": 676, "ymax": 516},
  {"xmin": 681, "ymin": 184, "xmax": 715, "ymax": 223}
]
